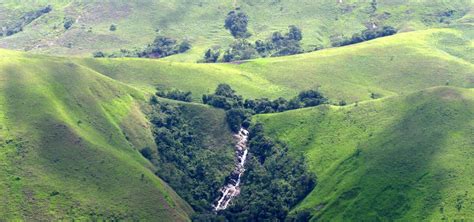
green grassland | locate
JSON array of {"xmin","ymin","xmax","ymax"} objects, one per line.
[
  {"xmin": 0, "ymin": 0, "xmax": 473, "ymax": 220},
  {"xmin": 0, "ymin": 0, "xmax": 472, "ymax": 60},
  {"xmin": 77, "ymin": 27, "xmax": 473, "ymax": 103},
  {"xmin": 0, "ymin": 49, "xmax": 195, "ymax": 220},
  {"xmin": 255, "ymin": 86, "xmax": 474, "ymax": 221}
]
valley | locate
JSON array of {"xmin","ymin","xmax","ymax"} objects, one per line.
[{"xmin": 0, "ymin": 0, "xmax": 473, "ymax": 221}]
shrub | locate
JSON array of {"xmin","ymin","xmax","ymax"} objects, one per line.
[
  {"xmin": 203, "ymin": 48, "xmax": 221, "ymax": 63},
  {"xmin": 109, "ymin": 24, "xmax": 117, "ymax": 31},
  {"xmin": 92, "ymin": 51, "xmax": 105, "ymax": 58},
  {"xmin": 64, "ymin": 17, "xmax": 74, "ymax": 30}
]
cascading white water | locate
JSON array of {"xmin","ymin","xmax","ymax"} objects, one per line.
[{"xmin": 213, "ymin": 128, "xmax": 249, "ymax": 211}]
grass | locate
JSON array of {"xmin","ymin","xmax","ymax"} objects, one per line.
[
  {"xmin": 0, "ymin": 1, "xmax": 472, "ymax": 219},
  {"xmin": 77, "ymin": 28, "xmax": 473, "ymax": 104},
  {"xmin": 0, "ymin": 0, "xmax": 472, "ymax": 60},
  {"xmin": 255, "ymin": 86, "xmax": 474, "ymax": 221},
  {"xmin": 0, "ymin": 49, "xmax": 194, "ymax": 220}
]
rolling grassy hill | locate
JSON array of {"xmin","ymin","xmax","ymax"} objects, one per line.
[
  {"xmin": 0, "ymin": 1, "xmax": 473, "ymax": 220},
  {"xmin": 255, "ymin": 86, "xmax": 474, "ymax": 221},
  {"xmin": 0, "ymin": 49, "xmax": 195, "ymax": 220},
  {"xmin": 77, "ymin": 27, "xmax": 473, "ymax": 103},
  {"xmin": 0, "ymin": 0, "xmax": 472, "ymax": 60}
]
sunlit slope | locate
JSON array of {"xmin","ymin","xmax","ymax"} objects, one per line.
[
  {"xmin": 0, "ymin": 49, "xmax": 192, "ymax": 220},
  {"xmin": 256, "ymin": 87, "xmax": 474, "ymax": 221},
  {"xmin": 0, "ymin": 0, "xmax": 471, "ymax": 59},
  {"xmin": 79, "ymin": 28, "xmax": 474, "ymax": 103}
]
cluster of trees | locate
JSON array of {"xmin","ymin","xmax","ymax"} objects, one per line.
[
  {"xmin": 203, "ymin": 10, "xmax": 304, "ymax": 63},
  {"xmin": 0, "ymin": 5, "xmax": 52, "ymax": 37},
  {"xmin": 144, "ymin": 98, "xmax": 231, "ymax": 212},
  {"xmin": 156, "ymin": 88, "xmax": 192, "ymax": 102},
  {"xmin": 203, "ymin": 84, "xmax": 328, "ymax": 131},
  {"xmin": 332, "ymin": 26, "xmax": 397, "ymax": 47},
  {"xmin": 93, "ymin": 35, "xmax": 191, "ymax": 58},
  {"xmin": 196, "ymin": 123, "xmax": 316, "ymax": 221}
]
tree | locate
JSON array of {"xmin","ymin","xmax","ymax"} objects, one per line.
[
  {"xmin": 224, "ymin": 10, "xmax": 251, "ymax": 38},
  {"xmin": 287, "ymin": 25, "xmax": 303, "ymax": 41},
  {"xmin": 226, "ymin": 108, "xmax": 251, "ymax": 132}
]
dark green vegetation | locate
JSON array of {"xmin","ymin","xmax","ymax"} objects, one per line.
[
  {"xmin": 93, "ymin": 35, "xmax": 191, "ymax": 58},
  {"xmin": 218, "ymin": 123, "xmax": 316, "ymax": 221},
  {"xmin": 332, "ymin": 25, "xmax": 397, "ymax": 47},
  {"xmin": 0, "ymin": 0, "xmax": 473, "ymax": 220},
  {"xmin": 225, "ymin": 10, "xmax": 250, "ymax": 39},
  {"xmin": 0, "ymin": 5, "xmax": 51, "ymax": 36},
  {"xmin": 203, "ymin": 84, "xmax": 328, "ymax": 132},
  {"xmin": 144, "ymin": 98, "xmax": 234, "ymax": 213},
  {"xmin": 219, "ymin": 25, "xmax": 304, "ymax": 62},
  {"xmin": 156, "ymin": 88, "xmax": 193, "ymax": 102}
]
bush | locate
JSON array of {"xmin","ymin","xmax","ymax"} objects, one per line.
[
  {"xmin": 203, "ymin": 48, "xmax": 221, "ymax": 63},
  {"xmin": 92, "ymin": 51, "xmax": 105, "ymax": 58},
  {"xmin": 109, "ymin": 24, "xmax": 117, "ymax": 31},
  {"xmin": 64, "ymin": 17, "xmax": 74, "ymax": 30}
]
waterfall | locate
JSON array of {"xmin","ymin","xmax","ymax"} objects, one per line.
[{"xmin": 213, "ymin": 128, "xmax": 249, "ymax": 211}]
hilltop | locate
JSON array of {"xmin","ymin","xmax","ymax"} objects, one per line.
[{"xmin": 0, "ymin": 0, "xmax": 472, "ymax": 61}]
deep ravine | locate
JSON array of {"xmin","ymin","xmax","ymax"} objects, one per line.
[{"xmin": 213, "ymin": 127, "xmax": 249, "ymax": 211}]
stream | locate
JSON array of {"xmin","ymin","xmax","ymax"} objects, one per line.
[{"xmin": 213, "ymin": 127, "xmax": 249, "ymax": 211}]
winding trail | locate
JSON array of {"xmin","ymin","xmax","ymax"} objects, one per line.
[{"xmin": 213, "ymin": 128, "xmax": 249, "ymax": 211}]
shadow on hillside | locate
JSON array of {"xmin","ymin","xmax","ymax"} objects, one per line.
[{"xmin": 317, "ymin": 88, "xmax": 472, "ymax": 221}]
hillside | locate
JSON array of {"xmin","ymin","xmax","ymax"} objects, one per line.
[
  {"xmin": 0, "ymin": 0, "xmax": 472, "ymax": 60},
  {"xmin": 78, "ymin": 28, "xmax": 473, "ymax": 103},
  {"xmin": 255, "ymin": 87, "xmax": 474, "ymax": 221},
  {"xmin": 0, "ymin": 0, "xmax": 473, "ymax": 220},
  {"xmin": 0, "ymin": 49, "xmax": 194, "ymax": 220}
]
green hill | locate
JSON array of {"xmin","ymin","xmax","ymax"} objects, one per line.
[
  {"xmin": 77, "ymin": 28, "xmax": 473, "ymax": 103},
  {"xmin": 255, "ymin": 86, "xmax": 474, "ymax": 221},
  {"xmin": 0, "ymin": 49, "xmax": 194, "ymax": 220},
  {"xmin": 0, "ymin": 0, "xmax": 473, "ymax": 220},
  {"xmin": 0, "ymin": 0, "xmax": 472, "ymax": 60}
]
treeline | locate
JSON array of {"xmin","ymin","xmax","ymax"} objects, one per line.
[
  {"xmin": 143, "ymin": 99, "xmax": 231, "ymax": 212},
  {"xmin": 0, "ymin": 5, "xmax": 52, "ymax": 37},
  {"xmin": 203, "ymin": 10, "xmax": 305, "ymax": 63},
  {"xmin": 203, "ymin": 84, "xmax": 328, "ymax": 132},
  {"xmin": 93, "ymin": 35, "xmax": 191, "ymax": 58},
  {"xmin": 332, "ymin": 26, "xmax": 397, "ymax": 47}
]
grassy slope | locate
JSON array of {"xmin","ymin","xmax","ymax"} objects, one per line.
[
  {"xmin": 0, "ymin": 0, "xmax": 471, "ymax": 60},
  {"xmin": 0, "ymin": 49, "xmax": 193, "ymax": 220},
  {"xmin": 77, "ymin": 28, "xmax": 474, "ymax": 103},
  {"xmin": 255, "ymin": 87, "xmax": 474, "ymax": 221}
]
